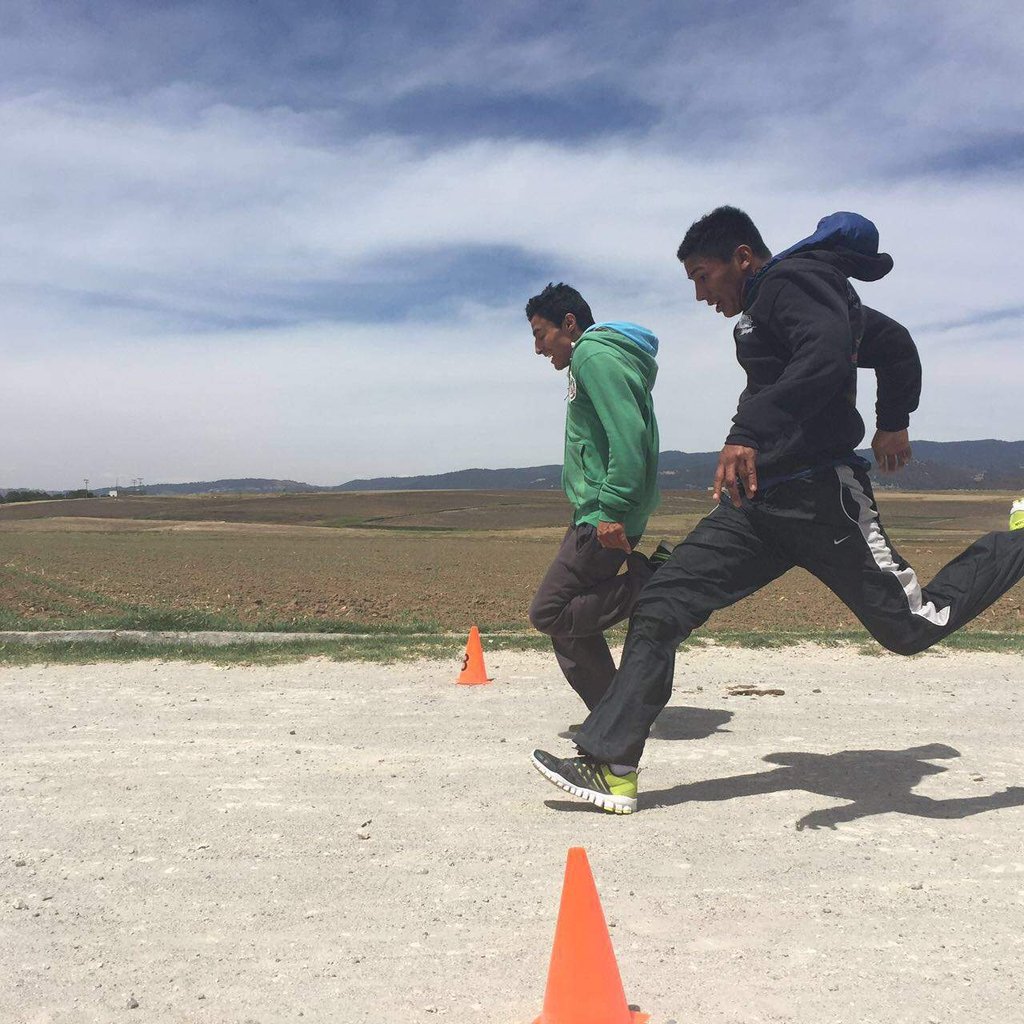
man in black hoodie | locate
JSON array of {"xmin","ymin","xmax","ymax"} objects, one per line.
[{"xmin": 531, "ymin": 206, "xmax": 1024, "ymax": 814}]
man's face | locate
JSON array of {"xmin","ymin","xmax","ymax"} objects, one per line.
[
  {"xmin": 683, "ymin": 249, "xmax": 752, "ymax": 318},
  {"xmin": 530, "ymin": 313, "xmax": 576, "ymax": 371}
]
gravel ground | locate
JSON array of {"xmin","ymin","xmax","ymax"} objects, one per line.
[{"xmin": 3, "ymin": 646, "xmax": 1024, "ymax": 1024}]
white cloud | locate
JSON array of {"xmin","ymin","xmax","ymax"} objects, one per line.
[{"xmin": 1, "ymin": 2, "xmax": 1022, "ymax": 490}]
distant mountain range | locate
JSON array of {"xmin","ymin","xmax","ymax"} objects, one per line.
[
  {"xmin": 335, "ymin": 440, "xmax": 1024, "ymax": 492},
  {"xmin": 20, "ymin": 439, "xmax": 1015, "ymax": 497}
]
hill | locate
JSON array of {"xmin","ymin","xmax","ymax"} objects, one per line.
[
  {"xmin": 337, "ymin": 440, "xmax": 1024, "ymax": 493},
  {"xmin": 114, "ymin": 478, "xmax": 323, "ymax": 497},
  {"xmin": 9, "ymin": 440, "xmax": 1021, "ymax": 499},
  {"xmin": 335, "ymin": 464, "xmax": 564, "ymax": 491}
]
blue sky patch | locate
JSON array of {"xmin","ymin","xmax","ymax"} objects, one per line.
[{"xmin": 374, "ymin": 83, "xmax": 659, "ymax": 142}]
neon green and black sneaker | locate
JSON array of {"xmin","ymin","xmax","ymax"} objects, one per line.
[
  {"xmin": 531, "ymin": 749, "xmax": 637, "ymax": 814},
  {"xmin": 649, "ymin": 540, "xmax": 674, "ymax": 569},
  {"xmin": 1010, "ymin": 499, "xmax": 1024, "ymax": 532}
]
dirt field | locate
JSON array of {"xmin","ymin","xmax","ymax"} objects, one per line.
[
  {"xmin": 1, "ymin": 489, "xmax": 1021, "ymax": 634},
  {"xmin": 4, "ymin": 646, "xmax": 1024, "ymax": 1023}
]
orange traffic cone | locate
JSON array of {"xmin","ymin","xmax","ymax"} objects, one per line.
[
  {"xmin": 456, "ymin": 625, "xmax": 491, "ymax": 685},
  {"xmin": 533, "ymin": 848, "xmax": 648, "ymax": 1024}
]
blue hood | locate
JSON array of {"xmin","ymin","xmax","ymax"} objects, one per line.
[
  {"xmin": 770, "ymin": 211, "xmax": 882, "ymax": 265},
  {"xmin": 582, "ymin": 320, "xmax": 659, "ymax": 357},
  {"xmin": 745, "ymin": 212, "xmax": 893, "ymax": 306}
]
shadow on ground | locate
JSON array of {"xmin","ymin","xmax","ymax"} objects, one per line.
[
  {"xmin": 558, "ymin": 705, "xmax": 732, "ymax": 742},
  {"xmin": 546, "ymin": 741, "xmax": 1024, "ymax": 828},
  {"xmin": 649, "ymin": 705, "xmax": 733, "ymax": 741}
]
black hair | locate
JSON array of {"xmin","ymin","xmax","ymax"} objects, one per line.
[
  {"xmin": 676, "ymin": 205, "xmax": 771, "ymax": 263},
  {"xmin": 525, "ymin": 282, "xmax": 595, "ymax": 330}
]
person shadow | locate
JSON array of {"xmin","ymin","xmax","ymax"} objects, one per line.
[
  {"xmin": 643, "ymin": 742, "xmax": 1024, "ymax": 828},
  {"xmin": 546, "ymin": 740, "xmax": 1024, "ymax": 828},
  {"xmin": 649, "ymin": 705, "xmax": 734, "ymax": 741},
  {"xmin": 559, "ymin": 705, "xmax": 732, "ymax": 742}
]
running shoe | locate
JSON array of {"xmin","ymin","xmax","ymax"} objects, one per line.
[
  {"xmin": 649, "ymin": 540, "xmax": 674, "ymax": 568},
  {"xmin": 1011, "ymin": 498, "xmax": 1024, "ymax": 532},
  {"xmin": 531, "ymin": 749, "xmax": 637, "ymax": 814}
]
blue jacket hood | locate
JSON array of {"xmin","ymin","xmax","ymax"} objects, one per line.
[
  {"xmin": 581, "ymin": 320, "xmax": 659, "ymax": 357},
  {"xmin": 762, "ymin": 212, "xmax": 893, "ymax": 281},
  {"xmin": 772, "ymin": 211, "xmax": 881, "ymax": 263},
  {"xmin": 745, "ymin": 212, "xmax": 893, "ymax": 306}
]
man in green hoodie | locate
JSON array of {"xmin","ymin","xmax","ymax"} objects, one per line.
[{"xmin": 526, "ymin": 282, "xmax": 666, "ymax": 712}]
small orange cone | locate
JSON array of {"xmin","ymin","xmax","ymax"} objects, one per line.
[
  {"xmin": 456, "ymin": 625, "xmax": 491, "ymax": 685},
  {"xmin": 533, "ymin": 847, "xmax": 649, "ymax": 1024}
]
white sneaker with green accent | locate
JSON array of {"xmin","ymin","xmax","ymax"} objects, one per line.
[{"xmin": 1010, "ymin": 498, "xmax": 1024, "ymax": 532}]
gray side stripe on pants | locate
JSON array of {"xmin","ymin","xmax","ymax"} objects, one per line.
[{"xmin": 836, "ymin": 465, "xmax": 951, "ymax": 627}]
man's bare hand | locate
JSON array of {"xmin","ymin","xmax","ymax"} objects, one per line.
[
  {"xmin": 714, "ymin": 444, "xmax": 758, "ymax": 507},
  {"xmin": 596, "ymin": 520, "xmax": 631, "ymax": 552},
  {"xmin": 871, "ymin": 429, "xmax": 912, "ymax": 474}
]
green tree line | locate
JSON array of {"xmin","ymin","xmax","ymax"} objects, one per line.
[{"xmin": 0, "ymin": 489, "xmax": 93, "ymax": 503}]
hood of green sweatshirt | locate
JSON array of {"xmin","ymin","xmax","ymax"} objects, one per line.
[{"xmin": 574, "ymin": 323, "xmax": 659, "ymax": 390}]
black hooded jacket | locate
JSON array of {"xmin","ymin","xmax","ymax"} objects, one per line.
[{"xmin": 725, "ymin": 247, "xmax": 922, "ymax": 480}]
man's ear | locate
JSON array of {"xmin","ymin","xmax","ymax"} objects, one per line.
[
  {"xmin": 734, "ymin": 244, "xmax": 755, "ymax": 272},
  {"xmin": 563, "ymin": 312, "xmax": 577, "ymax": 332}
]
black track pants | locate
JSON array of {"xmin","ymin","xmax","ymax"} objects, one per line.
[{"xmin": 575, "ymin": 463, "xmax": 1024, "ymax": 765}]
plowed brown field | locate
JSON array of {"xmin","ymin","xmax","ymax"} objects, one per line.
[{"xmin": 1, "ymin": 489, "xmax": 1021, "ymax": 633}]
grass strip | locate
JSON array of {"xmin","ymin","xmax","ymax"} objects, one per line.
[
  {"xmin": 0, "ymin": 606, "xmax": 448, "ymax": 634},
  {"xmin": 1, "ymin": 628, "xmax": 1023, "ymax": 665},
  {"xmin": 0, "ymin": 633, "xmax": 550, "ymax": 666},
  {"xmin": 685, "ymin": 629, "xmax": 1024, "ymax": 654}
]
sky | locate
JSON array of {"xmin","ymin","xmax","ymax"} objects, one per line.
[{"xmin": 2, "ymin": 0, "xmax": 1022, "ymax": 491}]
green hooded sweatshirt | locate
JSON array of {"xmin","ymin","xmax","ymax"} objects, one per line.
[{"xmin": 562, "ymin": 322, "xmax": 660, "ymax": 537}]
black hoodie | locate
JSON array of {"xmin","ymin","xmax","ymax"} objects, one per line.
[{"xmin": 725, "ymin": 247, "xmax": 922, "ymax": 481}]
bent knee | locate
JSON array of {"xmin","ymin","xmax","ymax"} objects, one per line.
[
  {"xmin": 528, "ymin": 600, "xmax": 557, "ymax": 635},
  {"xmin": 871, "ymin": 631, "xmax": 935, "ymax": 657}
]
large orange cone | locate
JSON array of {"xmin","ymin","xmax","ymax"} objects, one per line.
[
  {"xmin": 456, "ymin": 625, "xmax": 491, "ymax": 685},
  {"xmin": 533, "ymin": 847, "xmax": 649, "ymax": 1024}
]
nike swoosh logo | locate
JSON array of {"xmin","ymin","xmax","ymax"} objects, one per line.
[{"xmin": 833, "ymin": 536, "xmax": 850, "ymax": 545}]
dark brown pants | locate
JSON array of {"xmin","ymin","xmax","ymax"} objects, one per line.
[{"xmin": 529, "ymin": 523, "xmax": 653, "ymax": 709}]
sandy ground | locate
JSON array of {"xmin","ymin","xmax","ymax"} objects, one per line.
[{"xmin": 3, "ymin": 646, "xmax": 1024, "ymax": 1024}]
